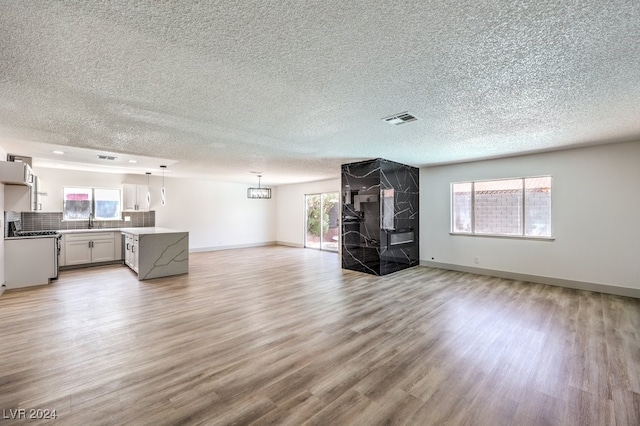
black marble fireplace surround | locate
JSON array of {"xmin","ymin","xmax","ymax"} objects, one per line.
[{"xmin": 341, "ymin": 158, "xmax": 419, "ymax": 276}]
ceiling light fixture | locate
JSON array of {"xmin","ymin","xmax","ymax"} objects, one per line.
[
  {"xmin": 160, "ymin": 165, "xmax": 167, "ymax": 206},
  {"xmin": 247, "ymin": 174, "xmax": 271, "ymax": 199},
  {"xmin": 53, "ymin": 150, "xmax": 65, "ymax": 155},
  {"xmin": 145, "ymin": 172, "xmax": 151, "ymax": 208},
  {"xmin": 129, "ymin": 159, "xmax": 137, "ymax": 163}
]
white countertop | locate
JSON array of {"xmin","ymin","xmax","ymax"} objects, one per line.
[
  {"xmin": 119, "ymin": 227, "xmax": 187, "ymax": 235},
  {"xmin": 57, "ymin": 227, "xmax": 187, "ymax": 235},
  {"xmin": 58, "ymin": 228, "xmax": 120, "ymax": 234}
]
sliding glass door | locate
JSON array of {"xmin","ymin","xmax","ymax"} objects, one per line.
[{"xmin": 305, "ymin": 192, "xmax": 339, "ymax": 252}]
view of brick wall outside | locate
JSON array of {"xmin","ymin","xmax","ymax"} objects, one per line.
[{"xmin": 452, "ymin": 178, "xmax": 551, "ymax": 237}]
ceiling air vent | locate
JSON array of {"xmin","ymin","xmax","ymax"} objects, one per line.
[
  {"xmin": 97, "ymin": 155, "xmax": 117, "ymax": 160},
  {"xmin": 382, "ymin": 111, "xmax": 418, "ymax": 125}
]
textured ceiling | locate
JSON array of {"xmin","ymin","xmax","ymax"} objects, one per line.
[{"xmin": 0, "ymin": 0, "xmax": 639, "ymax": 185}]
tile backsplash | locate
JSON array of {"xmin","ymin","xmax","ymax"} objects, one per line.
[{"xmin": 15, "ymin": 211, "xmax": 155, "ymax": 232}]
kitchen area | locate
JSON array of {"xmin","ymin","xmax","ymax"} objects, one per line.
[{"xmin": 1, "ymin": 156, "xmax": 189, "ymax": 293}]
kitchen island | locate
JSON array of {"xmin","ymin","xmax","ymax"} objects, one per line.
[{"xmin": 121, "ymin": 228, "xmax": 189, "ymax": 280}]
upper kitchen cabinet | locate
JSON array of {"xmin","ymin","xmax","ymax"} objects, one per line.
[
  {"xmin": 0, "ymin": 161, "xmax": 34, "ymax": 185},
  {"xmin": 122, "ymin": 184, "xmax": 149, "ymax": 211},
  {"xmin": 1, "ymin": 161, "xmax": 42, "ymax": 212},
  {"xmin": 5, "ymin": 181, "xmax": 42, "ymax": 212}
]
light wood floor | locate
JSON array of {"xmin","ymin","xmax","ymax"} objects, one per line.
[{"xmin": 1, "ymin": 246, "xmax": 639, "ymax": 425}]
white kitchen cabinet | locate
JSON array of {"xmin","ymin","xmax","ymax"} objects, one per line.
[
  {"xmin": 124, "ymin": 234, "xmax": 131, "ymax": 266},
  {"xmin": 92, "ymin": 238, "xmax": 116, "ymax": 262},
  {"xmin": 34, "ymin": 176, "xmax": 43, "ymax": 211},
  {"xmin": 2, "ymin": 162, "xmax": 40, "ymax": 212},
  {"xmin": 4, "ymin": 179, "xmax": 41, "ymax": 212},
  {"xmin": 5, "ymin": 237, "xmax": 57, "ymax": 289},
  {"xmin": 59, "ymin": 237, "xmax": 67, "ymax": 267},
  {"xmin": 64, "ymin": 239, "xmax": 92, "ymax": 265},
  {"xmin": 123, "ymin": 233, "xmax": 139, "ymax": 273},
  {"xmin": 63, "ymin": 232, "xmax": 116, "ymax": 266},
  {"xmin": 122, "ymin": 184, "xmax": 149, "ymax": 211},
  {"xmin": 5, "ymin": 185, "xmax": 33, "ymax": 212},
  {"xmin": 114, "ymin": 232, "xmax": 123, "ymax": 260},
  {"xmin": 0, "ymin": 161, "xmax": 34, "ymax": 185}
]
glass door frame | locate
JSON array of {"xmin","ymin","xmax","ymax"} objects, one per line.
[{"xmin": 304, "ymin": 192, "xmax": 339, "ymax": 252}]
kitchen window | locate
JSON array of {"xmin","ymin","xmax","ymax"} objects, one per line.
[
  {"xmin": 63, "ymin": 187, "xmax": 121, "ymax": 221},
  {"xmin": 451, "ymin": 176, "xmax": 552, "ymax": 238}
]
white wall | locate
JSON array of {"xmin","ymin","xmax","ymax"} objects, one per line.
[
  {"xmin": 153, "ymin": 176, "xmax": 277, "ymax": 251},
  {"xmin": 420, "ymin": 141, "xmax": 640, "ymax": 292},
  {"xmin": 0, "ymin": 147, "xmax": 7, "ymax": 287},
  {"xmin": 33, "ymin": 168, "xmax": 277, "ymax": 251},
  {"xmin": 276, "ymin": 178, "xmax": 340, "ymax": 247}
]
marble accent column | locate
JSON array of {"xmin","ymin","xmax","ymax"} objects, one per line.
[{"xmin": 341, "ymin": 158, "xmax": 419, "ymax": 276}]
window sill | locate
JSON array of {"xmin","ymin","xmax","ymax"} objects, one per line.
[{"xmin": 450, "ymin": 232, "xmax": 555, "ymax": 241}]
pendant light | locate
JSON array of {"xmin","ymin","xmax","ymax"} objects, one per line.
[
  {"xmin": 160, "ymin": 165, "xmax": 167, "ymax": 206},
  {"xmin": 247, "ymin": 174, "xmax": 271, "ymax": 199},
  {"xmin": 145, "ymin": 172, "xmax": 151, "ymax": 209}
]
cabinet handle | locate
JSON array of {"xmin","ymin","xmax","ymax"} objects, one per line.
[
  {"xmin": 132, "ymin": 246, "xmax": 135, "ymax": 254},
  {"xmin": 126, "ymin": 243, "xmax": 130, "ymax": 250}
]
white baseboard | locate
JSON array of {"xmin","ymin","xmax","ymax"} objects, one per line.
[
  {"xmin": 420, "ymin": 260, "xmax": 640, "ymax": 299},
  {"xmin": 190, "ymin": 241, "xmax": 277, "ymax": 253},
  {"xmin": 276, "ymin": 241, "xmax": 304, "ymax": 248}
]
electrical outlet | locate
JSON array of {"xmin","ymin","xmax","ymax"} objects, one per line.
[
  {"xmin": 124, "ymin": 216, "xmax": 131, "ymax": 222},
  {"xmin": 474, "ymin": 257, "xmax": 479, "ymax": 264}
]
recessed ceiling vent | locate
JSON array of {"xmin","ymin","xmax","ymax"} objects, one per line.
[
  {"xmin": 97, "ymin": 155, "xmax": 117, "ymax": 160},
  {"xmin": 382, "ymin": 111, "xmax": 418, "ymax": 125}
]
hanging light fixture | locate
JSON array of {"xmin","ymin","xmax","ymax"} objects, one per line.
[
  {"xmin": 247, "ymin": 174, "xmax": 271, "ymax": 199},
  {"xmin": 145, "ymin": 172, "xmax": 151, "ymax": 208},
  {"xmin": 160, "ymin": 165, "xmax": 167, "ymax": 206}
]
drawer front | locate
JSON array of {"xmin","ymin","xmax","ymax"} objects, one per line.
[{"xmin": 65, "ymin": 232, "xmax": 115, "ymax": 242}]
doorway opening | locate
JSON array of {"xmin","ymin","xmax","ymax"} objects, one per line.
[{"xmin": 305, "ymin": 192, "xmax": 339, "ymax": 252}]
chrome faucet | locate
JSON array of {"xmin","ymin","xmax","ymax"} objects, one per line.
[{"xmin": 88, "ymin": 213, "xmax": 94, "ymax": 229}]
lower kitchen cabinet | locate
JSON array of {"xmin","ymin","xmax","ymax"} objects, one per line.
[
  {"xmin": 5, "ymin": 237, "xmax": 58, "ymax": 289},
  {"xmin": 63, "ymin": 232, "xmax": 116, "ymax": 266},
  {"xmin": 123, "ymin": 233, "xmax": 139, "ymax": 273}
]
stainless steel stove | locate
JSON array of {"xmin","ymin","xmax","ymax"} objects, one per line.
[
  {"xmin": 7, "ymin": 220, "xmax": 61, "ymax": 281},
  {"xmin": 14, "ymin": 230, "xmax": 61, "ymax": 237},
  {"xmin": 9, "ymin": 220, "xmax": 60, "ymax": 238}
]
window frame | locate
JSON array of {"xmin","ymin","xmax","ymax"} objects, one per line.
[
  {"xmin": 450, "ymin": 175, "xmax": 554, "ymax": 240},
  {"xmin": 63, "ymin": 186, "xmax": 122, "ymax": 221}
]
